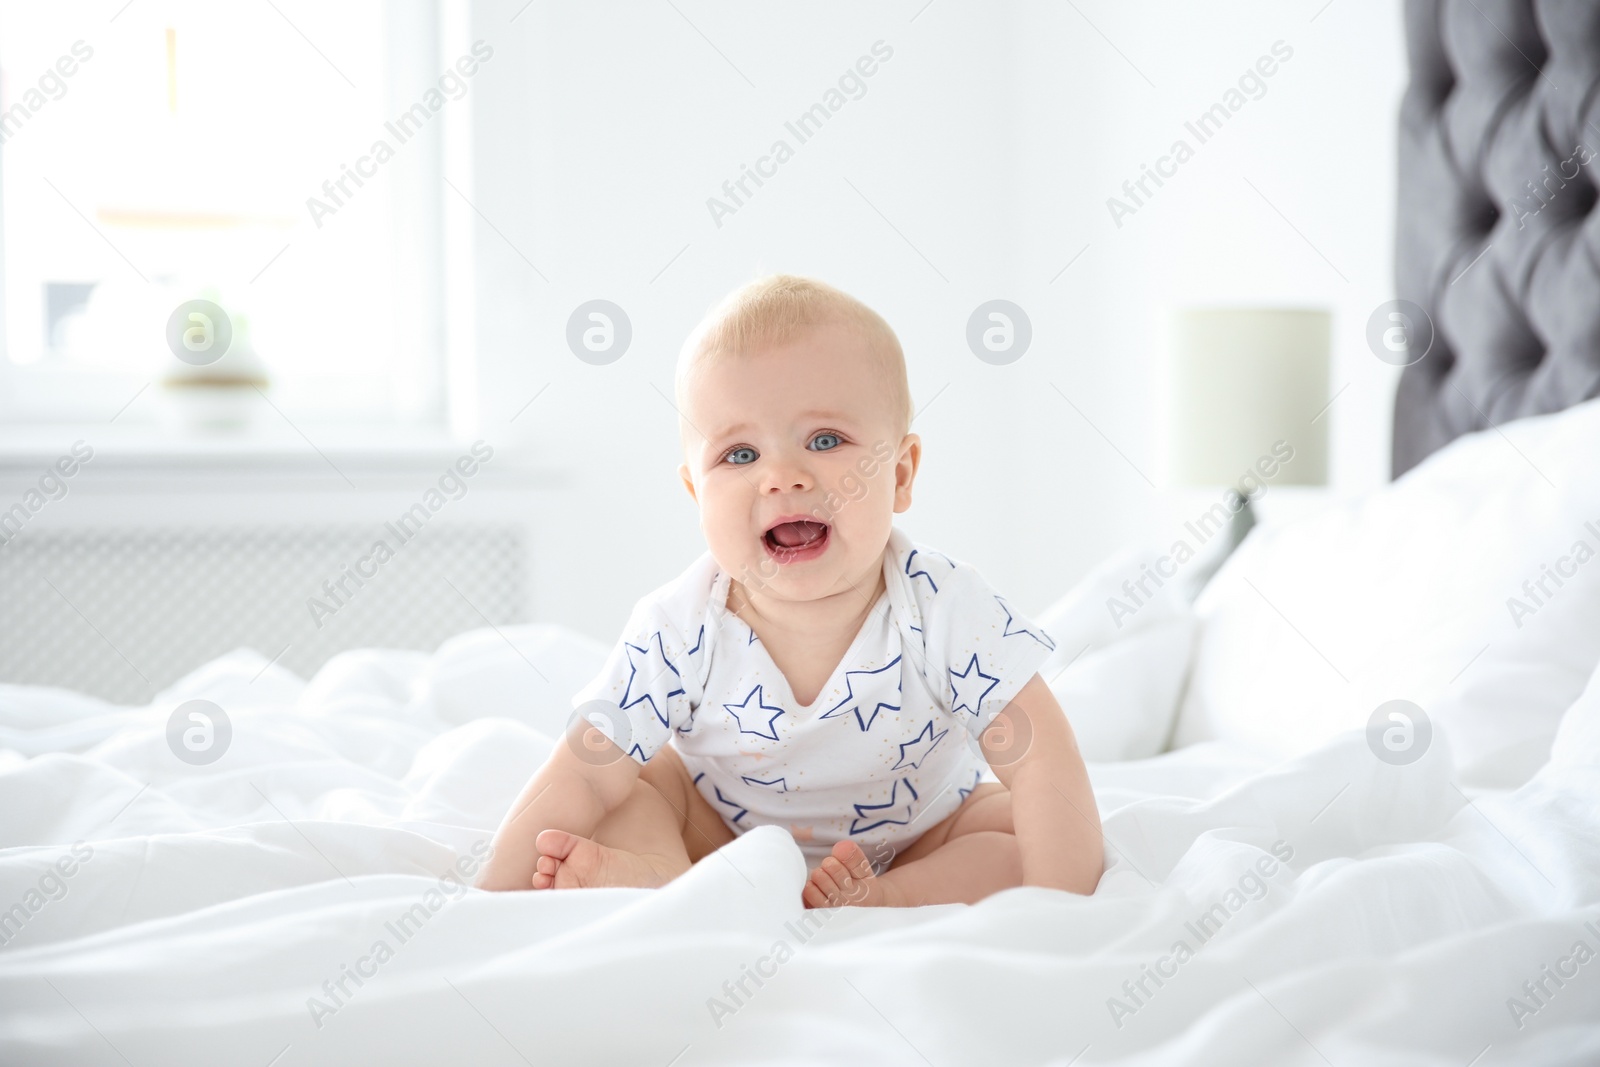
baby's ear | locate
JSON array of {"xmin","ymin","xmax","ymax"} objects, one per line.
[
  {"xmin": 677, "ymin": 462, "xmax": 698, "ymax": 503},
  {"xmin": 893, "ymin": 433, "xmax": 921, "ymax": 512}
]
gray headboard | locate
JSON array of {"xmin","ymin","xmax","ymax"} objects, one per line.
[{"xmin": 1392, "ymin": 0, "xmax": 1600, "ymax": 477}]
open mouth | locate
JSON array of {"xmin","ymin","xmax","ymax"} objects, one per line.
[{"xmin": 762, "ymin": 519, "xmax": 830, "ymax": 563}]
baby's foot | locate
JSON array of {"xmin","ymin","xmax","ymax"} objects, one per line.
[
  {"xmin": 802, "ymin": 840, "xmax": 906, "ymax": 909},
  {"xmin": 532, "ymin": 829, "xmax": 685, "ymax": 890}
]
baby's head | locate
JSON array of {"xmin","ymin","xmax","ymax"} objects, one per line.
[{"xmin": 675, "ymin": 275, "xmax": 920, "ymax": 605}]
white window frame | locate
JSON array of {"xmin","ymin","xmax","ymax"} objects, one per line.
[{"xmin": 0, "ymin": 2, "xmax": 472, "ymax": 437}]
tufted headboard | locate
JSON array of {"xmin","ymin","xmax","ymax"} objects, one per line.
[{"xmin": 1391, "ymin": 0, "xmax": 1600, "ymax": 477}]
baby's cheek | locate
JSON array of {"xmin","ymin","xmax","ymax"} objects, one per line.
[{"xmin": 702, "ymin": 494, "xmax": 747, "ymax": 536}]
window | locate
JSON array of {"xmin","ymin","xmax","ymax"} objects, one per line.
[{"xmin": 0, "ymin": 1, "xmax": 448, "ymax": 425}]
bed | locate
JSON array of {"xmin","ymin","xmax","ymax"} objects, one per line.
[{"xmin": 4, "ymin": 2, "xmax": 1600, "ymax": 1063}]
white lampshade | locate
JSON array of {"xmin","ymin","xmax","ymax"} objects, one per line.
[{"xmin": 1166, "ymin": 307, "xmax": 1331, "ymax": 490}]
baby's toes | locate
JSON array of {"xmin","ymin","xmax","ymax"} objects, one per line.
[
  {"xmin": 803, "ymin": 867, "xmax": 843, "ymax": 908},
  {"xmin": 530, "ymin": 829, "xmax": 579, "ymax": 891},
  {"xmin": 535, "ymin": 828, "xmax": 578, "ymax": 860},
  {"xmin": 820, "ymin": 856, "xmax": 857, "ymax": 898},
  {"xmin": 830, "ymin": 840, "xmax": 875, "ymax": 881},
  {"xmin": 531, "ymin": 851, "xmax": 564, "ymax": 889}
]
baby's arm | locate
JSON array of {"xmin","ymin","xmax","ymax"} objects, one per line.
[
  {"xmin": 983, "ymin": 673, "xmax": 1104, "ymax": 894},
  {"xmin": 476, "ymin": 720, "xmax": 641, "ymax": 891}
]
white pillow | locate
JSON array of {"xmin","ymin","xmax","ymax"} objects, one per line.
[
  {"xmin": 1033, "ymin": 545, "xmax": 1197, "ymax": 761},
  {"xmin": 1172, "ymin": 397, "xmax": 1600, "ymax": 787}
]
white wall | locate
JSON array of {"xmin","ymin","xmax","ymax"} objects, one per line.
[{"xmin": 465, "ymin": 0, "xmax": 1408, "ymax": 645}]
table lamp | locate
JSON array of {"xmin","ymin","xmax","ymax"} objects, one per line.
[{"xmin": 1166, "ymin": 307, "xmax": 1331, "ymax": 553}]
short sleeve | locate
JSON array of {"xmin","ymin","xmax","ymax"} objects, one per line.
[
  {"xmin": 570, "ymin": 600, "xmax": 698, "ymax": 766},
  {"xmin": 912, "ymin": 553, "xmax": 1057, "ymax": 738}
]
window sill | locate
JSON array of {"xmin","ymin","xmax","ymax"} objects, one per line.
[{"xmin": 0, "ymin": 423, "xmax": 561, "ymax": 491}]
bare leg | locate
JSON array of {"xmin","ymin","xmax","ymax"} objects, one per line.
[
  {"xmin": 533, "ymin": 745, "xmax": 735, "ymax": 891},
  {"xmin": 803, "ymin": 782, "xmax": 1022, "ymax": 908},
  {"xmin": 802, "ymin": 833, "xmax": 1022, "ymax": 908},
  {"xmin": 876, "ymin": 832, "xmax": 1021, "ymax": 905},
  {"xmin": 533, "ymin": 779, "xmax": 691, "ymax": 890}
]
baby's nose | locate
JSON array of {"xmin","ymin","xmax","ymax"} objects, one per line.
[
  {"xmin": 762, "ymin": 453, "xmax": 815, "ymax": 492},
  {"xmin": 766, "ymin": 473, "xmax": 811, "ymax": 492}
]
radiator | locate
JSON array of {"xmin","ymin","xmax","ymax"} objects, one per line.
[{"xmin": 0, "ymin": 523, "xmax": 528, "ymax": 705}]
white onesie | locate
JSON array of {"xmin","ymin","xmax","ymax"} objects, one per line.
[{"xmin": 570, "ymin": 526, "xmax": 1058, "ymax": 873}]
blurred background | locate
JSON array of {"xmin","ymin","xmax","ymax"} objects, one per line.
[{"xmin": 0, "ymin": 0, "xmax": 1404, "ymax": 702}]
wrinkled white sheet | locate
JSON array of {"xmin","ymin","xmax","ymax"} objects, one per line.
[{"xmin": 2, "ymin": 626, "xmax": 1597, "ymax": 1066}]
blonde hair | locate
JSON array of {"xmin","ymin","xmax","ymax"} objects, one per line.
[{"xmin": 674, "ymin": 274, "xmax": 914, "ymax": 444}]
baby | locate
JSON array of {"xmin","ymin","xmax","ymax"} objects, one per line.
[{"xmin": 479, "ymin": 275, "xmax": 1103, "ymax": 907}]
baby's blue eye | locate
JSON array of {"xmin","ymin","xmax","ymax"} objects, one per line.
[
  {"xmin": 724, "ymin": 446, "xmax": 758, "ymax": 465},
  {"xmin": 809, "ymin": 433, "xmax": 842, "ymax": 451}
]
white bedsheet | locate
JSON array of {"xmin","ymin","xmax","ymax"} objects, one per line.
[{"xmin": 2, "ymin": 627, "xmax": 1597, "ymax": 1066}]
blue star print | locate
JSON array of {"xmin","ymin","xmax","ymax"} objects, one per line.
[
  {"xmin": 675, "ymin": 704, "xmax": 697, "ymax": 735},
  {"xmin": 949, "ymin": 653, "xmax": 999, "ymax": 716},
  {"xmin": 996, "ymin": 596, "xmax": 1055, "ymax": 650},
  {"xmin": 892, "ymin": 720, "xmax": 949, "ymax": 771},
  {"xmin": 724, "ymin": 685, "xmax": 786, "ymax": 740},
  {"xmin": 905, "ymin": 549, "xmax": 944, "ymax": 595},
  {"xmin": 574, "ymin": 534, "xmax": 1056, "ymax": 859},
  {"xmin": 712, "ymin": 783, "xmax": 748, "ymax": 823},
  {"xmin": 820, "ymin": 656, "xmax": 902, "ymax": 731},
  {"xmin": 850, "ymin": 776, "xmax": 920, "ymax": 834},
  {"xmin": 620, "ymin": 631, "xmax": 683, "ymax": 728}
]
